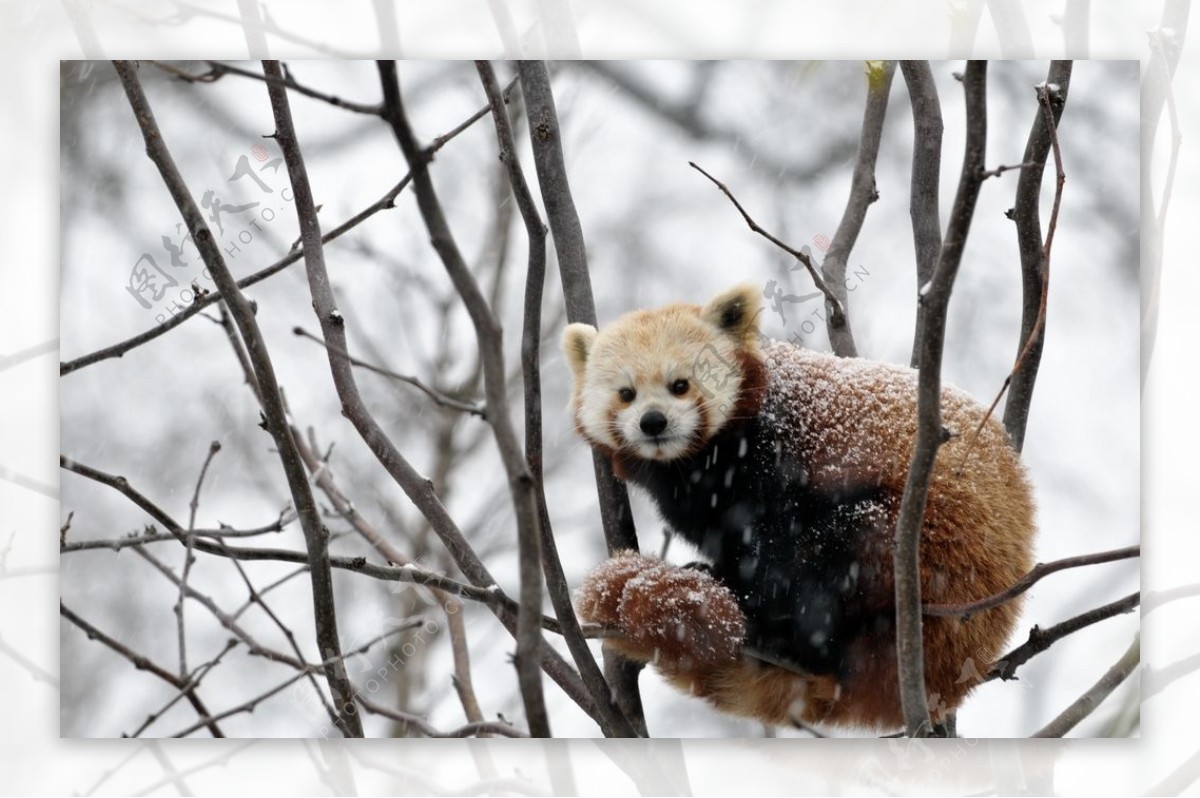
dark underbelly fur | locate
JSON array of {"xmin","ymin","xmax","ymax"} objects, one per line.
[{"xmin": 625, "ymin": 418, "xmax": 892, "ymax": 678}]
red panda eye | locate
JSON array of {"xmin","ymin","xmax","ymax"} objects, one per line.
[
  {"xmin": 670, "ymin": 379, "xmax": 689, "ymax": 396},
  {"xmin": 618, "ymin": 387, "xmax": 636, "ymax": 403}
]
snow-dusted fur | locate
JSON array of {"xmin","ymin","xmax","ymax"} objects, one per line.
[{"xmin": 565, "ymin": 284, "xmax": 1036, "ymax": 731}]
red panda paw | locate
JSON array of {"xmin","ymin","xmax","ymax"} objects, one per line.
[
  {"xmin": 577, "ymin": 554, "xmax": 746, "ymax": 669},
  {"xmin": 576, "ymin": 550, "xmax": 658, "ymax": 627}
]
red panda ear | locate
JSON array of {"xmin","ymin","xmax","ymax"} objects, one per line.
[
  {"xmin": 701, "ymin": 283, "xmax": 762, "ymax": 345},
  {"xmin": 561, "ymin": 323, "xmax": 598, "ymax": 384}
]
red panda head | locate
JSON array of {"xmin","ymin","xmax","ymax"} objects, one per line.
[{"xmin": 561, "ymin": 284, "xmax": 768, "ymax": 463}]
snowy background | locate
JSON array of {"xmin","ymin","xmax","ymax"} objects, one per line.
[{"xmin": 56, "ymin": 58, "xmax": 1138, "ymax": 741}]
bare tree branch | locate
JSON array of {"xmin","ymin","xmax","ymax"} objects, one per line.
[
  {"xmin": 61, "ymin": 519, "xmax": 290, "ymax": 552},
  {"xmin": 821, "ymin": 60, "xmax": 895, "ymax": 358},
  {"xmin": 1032, "ymin": 633, "xmax": 1139, "ymax": 737},
  {"xmin": 148, "ymin": 59, "xmax": 381, "ymax": 115},
  {"xmin": 357, "ymin": 695, "xmax": 529, "ymax": 738},
  {"xmin": 176, "ymin": 440, "xmax": 221, "ymax": 678},
  {"xmin": 131, "ymin": 544, "xmax": 321, "ymax": 673},
  {"xmin": 111, "ymin": 59, "xmax": 362, "ymax": 737},
  {"xmin": 130, "ymin": 639, "xmax": 239, "ymax": 738},
  {"xmin": 987, "ymin": 591, "xmax": 1140, "ymax": 683},
  {"xmin": 293, "ymin": 326, "xmax": 486, "ymax": 418},
  {"xmin": 899, "ymin": 61, "xmax": 943, "ymax": 368},
  {"xmin": 1001, "ymin": 62, "xmax": 1072, "ymax": 453},
  {"xmin": 923, "ymin": 544, "xmax": 1138, "ymax": 618},
  {"xmin": 893, "ymin": 59, "xmax": 989, "ymax": 738},
  {"xmin": 163, "ymin": 623, "xmax": 421, "ymax": 738},
  {"xmin": 689, "ymin": 161, "xmax": 847, "ymax": 329},
  {"xmin": 60, "ymin": 602, "xmax": 225, "ymax": 737}
]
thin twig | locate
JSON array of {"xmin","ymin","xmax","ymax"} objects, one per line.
[
  {"xmin": 61, "ymin": 519, "xmax": 290, "ymax": 552},
  {"xmin": 1031, "ymin": 633, "xmax": 1139, "ymax": 737},
  {"xmin": 980, "ymin": 161, "xmax": 1037, "ymax": 178},
  {"xmin": 111, "ymin": 59, "xmax": 362, "ymax": 738},
  {"xmin": 217, "ymin": 302, "xmax": 264, "ymax": 400},
  {"xmin": 231, "ymin": 566, "xmax": 311, "ymax": 620},
  {"xmin": 177, "ymin": 440, "xmax": 221, "ymax": 678},
  {"xmin": 132, "ymin": 545, "xmax": 317, "ymax": 673},
  {"xmin": 129, "ymin": 639, "xmax": 239, "ymax": 738},
  {"xmin": 293, "ymin": 326, "xmax": 485, "ymax": 417},
  {"xmin": 148, "ymin": 59, "xmax": 381, "ymax": 115},
  {"xmin": 899, "ymin": 61, "xmax": 943, "ymax": 369},
  {"xmin": 998, "ymin": 62, "xmax": 1072, "ymax": 453},
  {"xmin": 894, "ymin": 60, "xmax": 989, "ymax": 738},
  {"xmin": 923, "ymin": 545, "xmax": 1139, "ymax": 617},
  {"xmin": 215, "ymin": 60, "xmax": 383, "ymax": 115},
  {"xmin": 357, "ymin": 695, "xmax": 529, "ymax": 738},
  {"xmin": 186, "ymin": 442, "xmax": 221, "ymax": 532},
  {"xmin": 445, "ymin": 602, "xmax": 487, "ymax": 732},
  {"xmin": 163, "ymin": 623, "xmax": 421, "ymax": 739},
  {"xmin": 689, "ymin": 161, "xmax": 846, "ymax": 326},
  {"xmin": 987, "ymin": 591, "xmax": 1140, "ymax": 683},
  {"xmin": 60, "ymin": 602, "xmax": 225, "ymax": 737},
  {"xmin": 205, "ymin": 530, "xmax": 345, "ymax": 730},
  {"xmin": 820, "ymin": 60, "xmax": 895, "ymax": 357}
]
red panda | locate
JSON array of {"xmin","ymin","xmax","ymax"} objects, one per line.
[{"xmin": 563, "ymin": 283, "xmax": 1036, "ymax": 732}]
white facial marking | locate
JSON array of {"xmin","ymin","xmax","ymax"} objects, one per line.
[{"xmin": 572, "ymin": 310, "xmax": 749, "ymax": 462}]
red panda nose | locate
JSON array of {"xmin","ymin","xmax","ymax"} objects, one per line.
[{"xmin": 640, "ymin": 410, "xmax": 668, "ymax": 436}]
